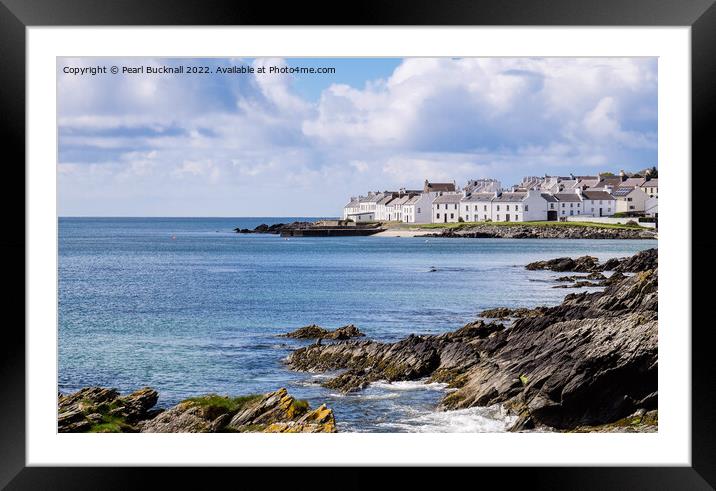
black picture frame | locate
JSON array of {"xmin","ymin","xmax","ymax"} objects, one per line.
[{"xmin": 2, "ymin": 0, "xmax": 713, "ymax": 488}]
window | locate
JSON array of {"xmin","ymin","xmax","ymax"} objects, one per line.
[
  {"xmin": 474, "ymin": 205, "xmax": 478, "ymax": 211},
  {"xmin": 437, "ymin": 213, "xmax": 440, "ymax": 219},
  {"xmin": 516, "ymin": 215, "xmax": 520, "ymax": 221},
  {"xmin": 466, "ymin": 215, "xmax": 470, "ymax": 221},
  {"xmin": 627, "ymin": 197, "xmax": 633, "ymax": 202},
  {"xmin": 591, "ymin": 208, "xmax": 594, "ymax": 212},
  {"xmin": 454, "ymin": 204, "xmax": 457, "ymax": 210},
  {"xmin": 524, "ymin": 205, "xmax": 528, "ymax": 211},
  {"xmin": 450, "ymin": 213, "xmax": 454, "ymax": 219},
  {"xmin": 497, "ymin": 205, "xmax": 500, "ymax": 211},
  {"xmin": 599, "ymin": 200, "xmax": 603, "ymax": 204},
  {"xmin": 629, "ymin": 205, "xmax": 635, "ymax": 210},
  {"xmin": 465, "ymin": 205, "xmax": 468, "ymax": 211},
  {"xmin": 570, "ymin": 210, "xmax": 574, "ymax": 216},
  {"xmin": 497, "ymin": 215, "xmax": 500, "ymax": 221},
  {"xmin": 484, "ymin": 205, "xmax": 487, "ymax": 211},
  {"xmin": 484, "ymin": 215, "xmax": 487, "ymax": 220},
  {"xmin": 562, "ymin": 203, "xmax": 565, "ymax": 208},
  {"xmin": 417, "ymin": 208, "xmax": 421, "ymax": 213},
  {"xmin": 550, "ymin": 203, "xmax": 555, "ymax": 209},
  {"xmin": 570, "ymin": 203, "xmax": 573, "ymax": 208},
  {"xmin": 506, "ymin": 205, "xmax": 510, "ymax": 211}
]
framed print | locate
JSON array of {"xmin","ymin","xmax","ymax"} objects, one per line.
[{"xmin": 3, "ymin": 0, "xmax": 714, "ymax": 487}]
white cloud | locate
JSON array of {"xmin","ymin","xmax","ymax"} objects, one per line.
[{"xmin": 57, "ymin": 57, "xmax": 657, "ymax": 216}]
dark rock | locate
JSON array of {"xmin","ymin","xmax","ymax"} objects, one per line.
[
  {"xmin": 280, "ymin": 323, "xmax": 365, "ymax": 340},
  {"xmin": 286, "ymin": 321, "xmax": 504, "ymax": 392},
  {"xmin": 235, "ymin": 221, "xmax": 313, "ymax": 234},
  {"xmin": 58, "ymin": 386, "xmax": 158, "ymax": 432},
  {"xmin": 441, "ymin": 268, "xmax": 658, "ymax": 430}
]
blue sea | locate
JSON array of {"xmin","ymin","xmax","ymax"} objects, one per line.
[{"xmin": 58, "ymin": 217, "xmax": 657, "ymax": 432}]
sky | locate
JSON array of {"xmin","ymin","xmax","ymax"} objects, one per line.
[{"xmin": 57, "ymin": 57, "xmax": 657, "ymax": 216}]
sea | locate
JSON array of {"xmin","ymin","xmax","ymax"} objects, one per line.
[{"xmin": 58, "ymin": 217, "xmax": 657, "ymax": 432}]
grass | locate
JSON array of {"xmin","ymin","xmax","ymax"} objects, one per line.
[
  {"xmin": 183, "ymin": 394, "xmax": 261, "ymax": 415},
  {"xmin": 88, "ymin": 414, "xmax": 134, "ymax": 433},
  {"xmin": 396, "ymin": 220, "xmax": 647, "ymax": 231}
]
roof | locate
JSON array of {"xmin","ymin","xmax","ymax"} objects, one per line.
[
  {"xmin": 622, "ymin": 177, "xmax": 646, "ymax": 187},
  {"xmin": 598, "ymin": 177, "xmax": 624, "ymax": 188},
  {"xmin": 461, "ymin": 192, "xmax": 496, "ymax": 202},
  {"xmin": 425, "ymin": 182, "xmax": 456, "ymax": 192},
  {"xmin": 576, "ymin": 178, "xmax": 600, "ymax": 189},
  {"xmin": 404, "ymin": 195, "xmax": 421, "ymax": 205},
  {"xmin": 389, "ymin": 196, "xmax": 411, "ymax": 206},
  {"xmin": 640, "ymin": 179, "xmax": 658, "ymax": 188},
  {"xmin": 554, "ymin": 193, "xmax": 582, "ymax": 202},
  {"xmin": 612, "ymin": 187, "xmax": 636, "ymax": 197},
  {"xmin": 493, "ymin": 192, "xmax": 527, "ymax": 202},
  {"xmin": 581, "ymin": 190, "xmax": 615, "ymax": 200},
  {"xmin": 377, "ymin": 195, "xmax": 395, "ymax": 205},
  {"xmin": 432, "ymin": 193, "xmax": 463, "ymax": 204},
  {"xmin": 361, "ymin": 192, "xmax": 385, "ymax": 203},
  {"xmin": 541, "ymin": 193, "xmax": 558, "ymax": 202},
  {"xmin": 344, "ymin": 199, "xmax": 359, "ymax": 208}
]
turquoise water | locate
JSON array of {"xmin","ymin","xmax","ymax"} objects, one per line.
[{"xmin": 58, "ymin": 217, "xmax": 656, "ymax": 432}]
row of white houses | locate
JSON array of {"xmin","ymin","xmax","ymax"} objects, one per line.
[{"xmin": 343, "ymin": 176, "xmax": 658, "ymax": 224}]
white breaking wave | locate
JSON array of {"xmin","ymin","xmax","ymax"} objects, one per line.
[
  {"xmin": 378, "ymin": 405, "xmax": 517, "ymax": 433},
  {"xmin": 371, "ymin": 380, "xmax": 448, "ymax": 391}
]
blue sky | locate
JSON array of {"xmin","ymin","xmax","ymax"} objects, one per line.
[{"xmin": 58, "ymin": 57, "xmax": 657, "ymax": 216}]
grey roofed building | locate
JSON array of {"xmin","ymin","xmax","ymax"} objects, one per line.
[
  {"xmin": 461, "ymin": 192, "xmax": 496, "ymax": 202},
  {"xmin": 554, "ymin": 193, "xmax": 582, "ymax": 202},
  {"xmin": 612, "ymin": 186, "xmax": 636, "ymax": 197},
  {"xmin": 493, "ymin": 192, "xmax": 527, "ymax": 202},
  {"xmin": 344, "ymin": 198, "xmax": 360, "ymax": 208},
  {"xmin": 424, "ymin": 180, "xmax": 456, "ymax": 193},
  {"xmin": 389, "ymin": 195, "xmax": 412, "ymax": 206},
  {"xmin": 581, "ymin": 190, "xmax": 615, "ymax": 200},
  {"xmin": 541, "ymin": 193, "xmax": 559, "ymax": 202},
  {"xmin": 377, "ymin": 194, "xmax": 395, "ymax": 205},
  {"xmin": 621, "ymin": 177, "xmax": 646, "ymax": 187},
  {"xmin": 432, "ymin": 193, "xmax": 463, "ymax": 204},
  {"xmin": 405, "ymin": 195, "xmax": 421, "ymax": 205},
  {"xmin": 598, "ymin": 176, "xmax": 625, "ymax": 188},
  {"xmin": 640, "ymin": 178, "xmax": 658, "ymax": 188},
  {"xmin": 361, "ymin": 192, "xmax": 385, "ymax": 203}
]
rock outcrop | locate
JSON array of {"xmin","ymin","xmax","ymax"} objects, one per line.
[
  {"xmin": 287, "ymin": 321, "xmax": 505, "ymax": 392},
  {"xmin": 526, "ymin": 248, "xmax": 657, "ymax": 273},
  {"xmin": 58, "ymin": 387, "xmax": 160, "ymax": 432},
  {"xmin": 281, "ymin": 324, "xmax": 365, "ymax": 340},
  {"xmin": 287, "ymin": 249, "xmax": 658, "ymax": 432},
  {"xmin": 420, "ymin": 224, "xmax": 655, "ymax": 240},
  {"xmin": 234, "ymin": 222, "xmax": 312, "ymax": 234},
  {"xmin": 59, "ymin": 387, "xmax": 336, "ymax": 433}
]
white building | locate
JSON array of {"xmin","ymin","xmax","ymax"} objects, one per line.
[
  {"xmin": 614, "ymin": 186, "xmax": 649, "ymax": 214},
  {"xmin": 491, "ymin": 190, "xmax": 549, "ymax": 222},
  {"xmin": 345, "ymin": 212, "xmax": 375, "ymax": 222},
  {"xmin": 460, "ymin": 192, "xmax": 497, "ymax": 222},
  {"xmin": 579, "ymin": 189, "xmax": 616, "ymax": 217},
  {"xmin": 640, "ymin": 178, "xmax": 658, "ymax": 198},
  {"xmin": 386, "ymin": 195, "xmax": 411, "ymax": 222},
  {"xmin": 432, "ymin": 193, "xmax": 462, "ymax": 223},
  {"xmin": 374, "ymin": 193, "xmax": 396, "ymax": 221},
  {"xmin": 645, "ymin": 196, "xmax": 658, "ymax": 217},
  {"xmin": 401, "ymin": 194, "xmax": 432, "ymax": 223},
  {"xmin": 554, "ymin": 193, "xmax": 583, "ymax": 218},
  {"xmin": 343, "ymin": 197, "xmax": 360, "ymax": 219}
]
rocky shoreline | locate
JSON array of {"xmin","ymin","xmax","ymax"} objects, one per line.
[
  {"xmin": 58, "ymin": 386, "xmax": 336, "ymax": 433},
  {"xmin": 285, "ymin": 248, "xmax": 658, "ymax": 432},
  {"xmin": 418, "ymin": 223, "xmax": 656, "ymax": 239},
  {"xmin": 60, "ymin": 248, "xmax": 657, "ymax": 433}
]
